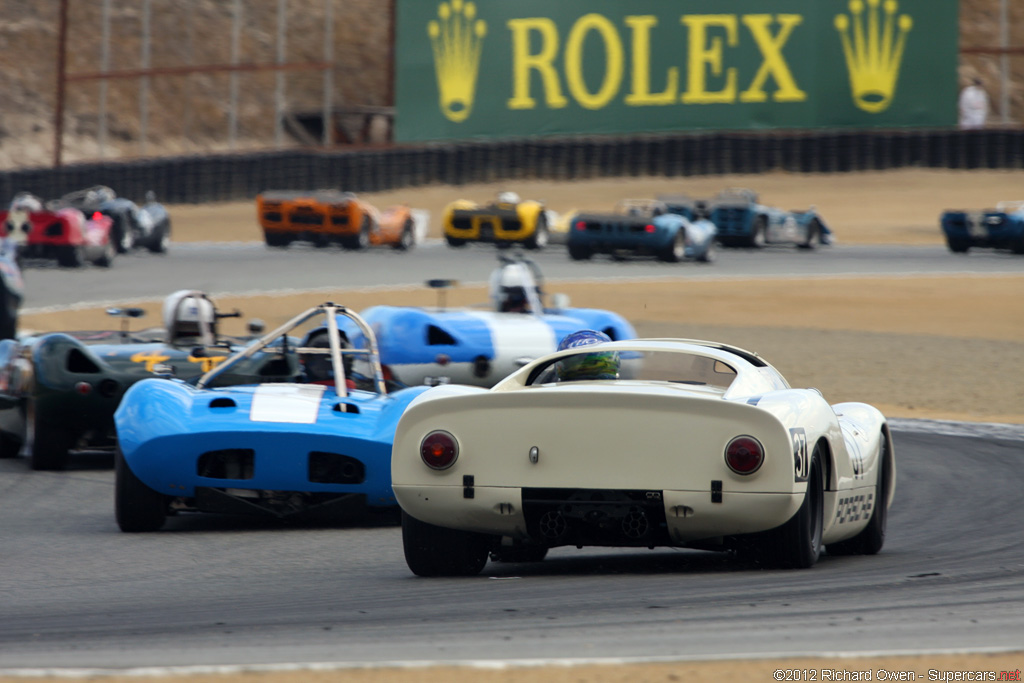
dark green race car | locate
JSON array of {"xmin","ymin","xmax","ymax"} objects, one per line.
[{"xmin": 0, "ymin": 294, "xmax": 292, "ymax": 470}]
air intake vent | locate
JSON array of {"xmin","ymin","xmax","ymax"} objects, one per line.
[
  {"xmin": 427, "ymin": 325, "xmax": 456, "ymax": 345},
  {"xmin": 198, "ymin": 449, "xmax": 254, "ymax": 480},
  {"xmin": 209, "ymin": 398, "xmax": 236, "ymax": 408},
  {"xmin": 309, "ymin": 452, "xmax": 364, "ymax": 484},
  {"xmin": 66, "ymin": 349, "xmax": 100, "ymax": 373}
]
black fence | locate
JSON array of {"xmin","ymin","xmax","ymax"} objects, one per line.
[{"xmin": 2, "ymin": 128, "xmax": 1022, "ymax": 205}]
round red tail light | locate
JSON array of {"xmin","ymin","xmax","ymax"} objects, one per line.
[
  {"xmin": 645, "ymin": 224, "xmax": 655, "ymax": 233},
  {"xmin": 725, "ymin": 436, "xmax": 763, "ymax": 474},
  {"xmin": 575, "ymin": 221, "xmax": 586, "ymax": 231},
  {"xmin": 420, "ymin": 430, "xmax": 459, "ymax": 470}
]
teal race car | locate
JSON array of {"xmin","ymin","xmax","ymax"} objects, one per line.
[{"xmin": 0, "ymin": 291, "xmax": 276, "ymax": 470}]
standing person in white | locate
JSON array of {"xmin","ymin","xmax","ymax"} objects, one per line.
[{"xmin": 959, "ymin": 77, "xmax": 990, "ymax": 129}]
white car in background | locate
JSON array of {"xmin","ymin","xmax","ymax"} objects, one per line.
[{"xmin": 392, "ymin": 338, "xmax": 895, "ymax": 576}]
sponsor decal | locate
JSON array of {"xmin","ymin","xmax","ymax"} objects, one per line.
[
  {"xmin": 428, "ymin": 0, "xmax": 488, "ymax": 122},
  {"xmin": 834, "ymin": 0, "xmax": 913, "ymax": 113}
]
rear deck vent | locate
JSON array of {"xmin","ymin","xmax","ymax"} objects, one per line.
[
  {"xmin": 333, "ymin": 402, "xmax": 360, "ymax": 414},
  {"xmin": 209, "ymin": 397, "xmax": 236, "ymax": 408},
  {"xmin": 198, "ymin": 449, "xmax": 254, "ymax": 480},
  {"xmin": 309, "ymin": 451, "xmax": 364, "ymax": 484}
]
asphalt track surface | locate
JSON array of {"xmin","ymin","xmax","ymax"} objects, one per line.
[
  {"xmin": 19, "ymin": 240, "xmax": 1024, "ymax": 311},
  {"xmin": 4, "ymin": 240, "xmax": 1024, "ymax": 671}
]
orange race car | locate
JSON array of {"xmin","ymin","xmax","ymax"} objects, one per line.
[{"xmin": 257, "ymin": 190, "xmax": 417, "ymax": 250}]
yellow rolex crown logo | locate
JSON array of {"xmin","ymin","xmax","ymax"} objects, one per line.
[
  {"xmin": 427, "ymin": 0, "xmax": 487, "ymax": 123},
  {"xmin": 834, "ymin": 0, "xmax": 912, "ymax": 113}
]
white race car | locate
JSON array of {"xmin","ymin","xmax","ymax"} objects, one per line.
[{"xmin": 392, "ymin": 338, "xmax": 895, "ymax": 576}]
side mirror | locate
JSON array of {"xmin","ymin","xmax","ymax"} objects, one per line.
[
  {"xmin": 191, "ymin": 346, "xmax": 206, "ymax": 358},
  {"xmin": 248, "ymin": 319, "xmax": 266, "ymax": 335}
]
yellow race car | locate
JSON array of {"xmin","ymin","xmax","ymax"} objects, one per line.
[{"xmin": 442, "ymin": 192, "xmax": 548, "ymax": 249}]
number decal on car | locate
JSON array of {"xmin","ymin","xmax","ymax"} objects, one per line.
[{"xmin": 791, "ymin": 427, "xmax": 809, "ymax": 482}]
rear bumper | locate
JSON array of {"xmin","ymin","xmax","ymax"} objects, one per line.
[{"xmin": 394, "ymin": 484, "xmax": 801, "ymax": 545}]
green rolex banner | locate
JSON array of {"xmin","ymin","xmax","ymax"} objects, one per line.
[{"xmin": 395, "ymin": 0, "xmax": 958, "ymax": 142}]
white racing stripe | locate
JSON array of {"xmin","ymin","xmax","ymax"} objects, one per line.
[
  {"xmin": 464, "ymin": 310, "xmax": 558, "ymax": 378},
  {"xmin": 249, "ymin": 384, "xmax": 325, "ymax": 424}
]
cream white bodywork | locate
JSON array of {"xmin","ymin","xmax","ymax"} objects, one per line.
[{"xmin": 392, "ymin": 339, "xmax": 895, "ymax": 549}]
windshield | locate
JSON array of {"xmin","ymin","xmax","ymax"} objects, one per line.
[{"xmin": 526, "ymin": 349, "xmax": 736, "ymax": 388}]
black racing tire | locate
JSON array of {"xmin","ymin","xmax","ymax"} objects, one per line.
[
  {"xmin": 525, "ymin": 213, "xmax": 549, "ymax": 250},
  {"xmin": 146, "ymin": 222, "xmax": 170, "ymax": 254},
  {"xmin": 826, "ymin": 432, "xmax": 891, "ymax": 556},
  {"xmin": 658, "ymin": 230, "xmax": 686, "ymax": 262},
  {"xmin": 393, "ymin": 219, "xmax": 415, "ymax": 251},
  {"xmin": 749, "ymin": 215, "xmax": 768, "ymax": 248},
  {"xmin": 93, "ymin": 239, "xmax": 116, "ymax": 268},
  {"xmin": 696, "ymin": 239, "xmax": 715, "ymax": 263},
  {"xmin": 344, "ymin": 215, "xmax": 372, "ymax": 250},
  {"xmin": 115, "ymin": 447, "xmax": 168, "ymax": 532},
  {"xmin": 946, "ymin": 238, "xmax": 970, "ymax": 253},
  {"xmin": 761, "ymin": 447, "xmax": 824, "ymax": 569},
  {"xmin": 57, "ymin": 245, "xmax": 84, "ymax": 268},
  {"xmin": 567, "ymin": 242, "xmax": 592, "ymax": 261},
  {"xmin": 28, "ymin": 402, "xmax": 73, "ymax": 471},
  {"xmin": 0, "ymin": 429, "xmax": 22, "ymax": 458},
  {"xmin": 401, "ymin": 511, "xmax": 491, "ymax": 577},
  {"xmin": 264, "ymin": 232, "xmax": 292, "ymax": 248},
  {"xmin": 799, "ymin": 219, "xmax": 821, "ymax": 250},
  {"xmin": 490, "ymin": 544, "xmax": 549, "ymax": 564},
  {"xmin": 445, "ymin": 235, "xmax": 467, "ymax": 248},
  {"xmin": 0, "ymin": 278, "xmax": 17, "ymax": 340},
  {"xmin": 111, "ymin": 217, "xmax": 134, "ymax": 254}
]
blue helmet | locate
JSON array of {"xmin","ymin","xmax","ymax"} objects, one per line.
[{"xmin": 555, "ymin": 329, "xmax": 619, "ymax": 381}]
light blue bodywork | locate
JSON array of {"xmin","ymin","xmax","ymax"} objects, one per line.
[
  {"xmin": 116, "ymin": 378, "xmax": 428, "ymax": 507},
  {"xmin": 113, "ymin": 303, "xmax": 432, "ymax": 529},
  {"xmin": 332, "ymin": 304, "xmax": 637, "ymax": 387}
]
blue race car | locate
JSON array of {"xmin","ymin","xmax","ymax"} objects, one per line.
[
  {"xmin": 687, "ymin": 188, "xmax": 830, "ymax": 249},
  {"xmin": 335, "ymin": 256, "xmax": 637, "ymax": 387},
  {"xmin": 566, "ymin": 199, "xmax": 717, "ymax": 262},
  {"xmin": 940, "ymin": 200, "xmax": 1024, "ymax": 254},
  {"xmin": 113, "ymin": 303, "xmax": 432, "ymax": 531}
]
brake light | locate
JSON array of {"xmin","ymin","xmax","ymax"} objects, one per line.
[
  {"xmin": 92, "ymin": 212, "xmax": 103, "ymax": 220},
  {"xmin": 75, "ymin": 381, "xmax": 93, "ymax": 396},
  {"xmin": 420, "ymin": 430, "xmax": 459, "ymax": 470},
  {"xmin": 645, "ymin": 224, "xmax": 655, "ymax": 233},
  {"xmin": 575, "ymin": 221, "xmax": 586, "ymax": 231},
  {"xmin": 725, "ymin": 436, "xmax": 763, "ymax": 474}
]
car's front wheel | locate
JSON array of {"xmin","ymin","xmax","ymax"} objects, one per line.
[
  {"xmin": 659, "ymin": 230, "xmax": 686, "ymax": 262},
  {"xmin": 799, "ymin": 219, "xmax": 821, "ymax": 250},
  {"xmin": 749, "ymin": 215, "xmax": 768, "ymax": 248},
  {"xmin": 402, "ymin": 511, "xmax": 491, "ymax": 577},
  {"xmin": 393, "ymin": 219, "xmax": 415, "ymax": 251},
  {"xmin": 115, "ymin": 447, "xmax": 168, "ymax": 532}
]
